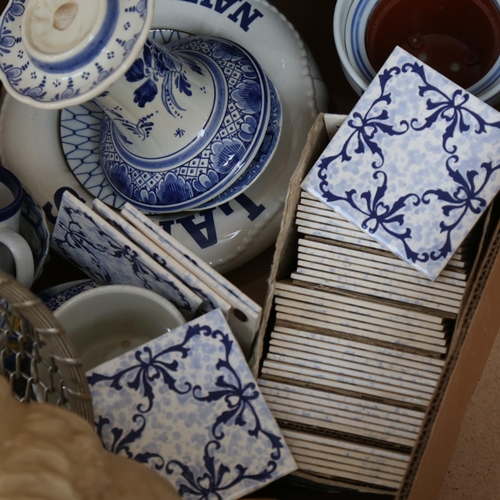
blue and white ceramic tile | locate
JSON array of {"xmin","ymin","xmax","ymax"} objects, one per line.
[
  {"xmin": 91, "ymin": 198, "xmax": 232, "ymax": 318},
  {"xmin": 121, "ymin": 203, "xmax": 261, "ymax": 314},
  {"xmin": 302, "ymin": 46, "xmax": 500, "ymax": 280},
  {"xmin": 51, "ymin": 191, "xmax": 202, "ymax": 318},
  {"xmin": 87, "ymin": 309, "xmax": 297, "ymax": 499},
  {"xmin": 38, "ymin": 279, "xmax": 100, "ymax": 312},
  {"xmin": 120, "ymin": 203, "xmax": 262, "ymax": 357},
  {"xmin": 0, "ymin": 0, "xmax": 152, "ymax": 107}
]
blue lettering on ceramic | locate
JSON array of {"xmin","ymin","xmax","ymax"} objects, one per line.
[
  {"xmin": 158, "ymin": 195, "xmax": 266, "ymax": 249},
  {"xmin": 176, "ymin": 210, "xmax": 218, "ymax": 249},
  {"xmin": 233, "ymin": 193, "xmax": 265, "ymax": 221},
  {"xmin": 179, "ymin": 0, "xmax": 264, "ymax": 31}
]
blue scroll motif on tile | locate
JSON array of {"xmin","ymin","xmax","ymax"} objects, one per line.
[
  {"xmin": 88, "ymin": 310, "xmax": 296, "ymax": 499},
  {"xmin": 302, "ymin": 47, "xmax": 500, "ymax": 279},
  {"xmin": 51, "ymin": 192, "xmax": 199, "ymax": 316}
]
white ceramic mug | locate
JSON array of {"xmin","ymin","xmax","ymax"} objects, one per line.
[
  {"xmin": 0, "ymin": 166, "xmax": 34, "ymax": 288},
  {"xmin": 54, "ymin": 285, "xmax": 186, "ymax": 373}
]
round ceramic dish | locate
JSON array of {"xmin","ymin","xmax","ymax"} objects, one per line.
[
  {"xmin": 98, "ymin": 35, "xmax": 273, "ymax": 213},
  {"xmin": 0, "ymin": 0, "xmax": 153, "ymax": 109},
  {"xmin": 337, "ymin": 0, "xmax": 500, "ymax": 105},
  {"xmin": 60, "ymin": 64, "xmax": 281, "ymax": 212},
  {"xmin": 0, "ymin": 0, "xmax": 327, "ymax": 273}
]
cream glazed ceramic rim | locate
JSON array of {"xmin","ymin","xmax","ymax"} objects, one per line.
[
  {"xmin": 0, "ymin": 0, "xmax": 327, "ymax": 273},
  {"xmin": 22, "ymin": 0, "xmax": 107, "ymax": 60},
  {"xmin": 0, "ymin": 0, "xmax": 154, "ymax": 109}
]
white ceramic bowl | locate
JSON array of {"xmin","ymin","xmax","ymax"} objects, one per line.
[
  {"xmin": 335, "ymin": 0, "xmax": 500, "ymax": 106},
  {"xmin": 54, "ymin": 285, "xmax": 185, "ymax": 373}
]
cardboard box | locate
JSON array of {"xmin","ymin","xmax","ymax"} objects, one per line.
[{"xmin": 250, "ymin": 113, "xmax": 500, "ymax": 499}]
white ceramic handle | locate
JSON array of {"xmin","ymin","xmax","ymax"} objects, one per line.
[{"xmin": 0, "ymin": 227, "xmax": 34, "ymax": 288}]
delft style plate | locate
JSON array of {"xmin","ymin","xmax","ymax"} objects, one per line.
[
  {"xmin": 91, "ymin": 198, "xmax": 233, "ymax": 319},
  {"xmin": 61, "ymin": 51, "xmax": 282, "ymax": 213},
  {"xmin": 88, "ymin": 308, "xmax": 297, "ymax": 499},
  {"xmin": 0, "ymin": 0, "xmax": 153, "ymax": 109},
  {"xmin": 0, "ymin": 0, "xmax": 327, "ymax": 273},
  {"xmin": 98, "ymin": 35, "xmax": 273, "ymax": 213},
  {"xmin": 302, "ymin": 46, "xmax": 500, "ymax": 281},
  {"xmin": 51, "ymin": 191, "xmax": 203, "ymax": 318}
]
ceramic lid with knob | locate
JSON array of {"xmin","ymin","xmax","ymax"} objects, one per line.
[{"xmin": 0, "ymin": 0, "xmax": 280, "ymax": 213}]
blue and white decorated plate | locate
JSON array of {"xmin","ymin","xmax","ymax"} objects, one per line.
[
  {"xmin": 98, "ymin": 34, "xmax": 273, "ymax": 213},
  {"xmin": 60, "ymin": 30, "xmax": 282, "ymax": 213}
]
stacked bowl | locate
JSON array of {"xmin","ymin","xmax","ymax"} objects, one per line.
[{"xmin": 334, "ymin": 0, "xmax": 500, "ymax": 105}]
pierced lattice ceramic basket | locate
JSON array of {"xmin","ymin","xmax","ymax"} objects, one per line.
[{"xmin": 0, "ymin": 269, "xmax": 93, "ymax": 424}]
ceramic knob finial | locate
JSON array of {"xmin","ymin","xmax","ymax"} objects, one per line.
[{"xmin": 23, "ymin": 0, "xmax": 103, "ymax": 57}]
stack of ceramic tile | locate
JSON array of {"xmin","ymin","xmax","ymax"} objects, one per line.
[
  {"xmin": 51, "ymin": 191, "xmax": 262, "ymax": 356},
  {"xmin": 255, "ymin": 43, "xmax": 500, "ymax": 491},
  {"xmin": 257, "ymin": 189, "xmax": 479, "ymax": 490}
]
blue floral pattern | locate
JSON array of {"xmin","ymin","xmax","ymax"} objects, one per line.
[
  {"xmin": 61, "ymin": 75, "xmax": 281, "ymax": 211},
  {"xmin": 51, "ymin": 191, "xmax": 202, "ymax": 317},
  {"xmin": 125, "ymin": 39, "xmax": 203, "ymax": 115},
  {"xmin": 99, "ymin": 36, "xmax": 270, "ymax": 213},
  {"xmin": 302, "ymin": 47, "xmax": 500, "ymax": 280},
  {"xmin": 88, "ymin": 310, "xmax": 296, "ymax": 499}
]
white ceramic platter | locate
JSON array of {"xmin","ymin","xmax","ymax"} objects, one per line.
[{"xmin": 0, "ymin": 0, "xmax": 327, "ymax": 273}]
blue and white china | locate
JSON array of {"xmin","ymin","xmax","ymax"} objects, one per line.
[
  {"xmin": 335, "ymin": 0, "xmax": 500, "ymax": 105},
  {"xmin": 38, "ymin": 279, "xmax": 100, "ymax": 311},
  {"xmin": 0, "ymin": 0, "xmax": 277, "ymax": 213},
  {"xmin": 302, "ymin": 47, "xmax": 500, "ymax": 280},
  {"xmin": 0, "ymin": 0, "xmax": 327, "ymax": 273},
  {"xmin": 20, "ymin": 190, "xmax": 50, "ymax": 281},
  {"xmin": 88, "ymin": 308, "xmax": 297, "ymax": 499},
  {"xmin": 187, "ymin": 76, "xmax": 281, "ymax": 210},
  {"xmin": 93, "ymin": 199, "xmax": 262, "ymax": 356},
  {"xmin": 97, "ymin": 34, "xmax": 274, "ymax": 212},
  {"xmin": 0, "ymin": 0, "xmax": 153, "ymax": 108},
  {"xmin": 120, "ymin": 201, "xmax": 262, "ymax": 315},
  {"xmin": 91, "ymin": 198, "xmax": 233, "ymax": 318},
  {"xmin": 51, "ymin": 191, "xmax": 203, "ymax": 317},
  {"xmin": 61, "ymin": 68, "xmax": 282, "ymax": 212}
]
